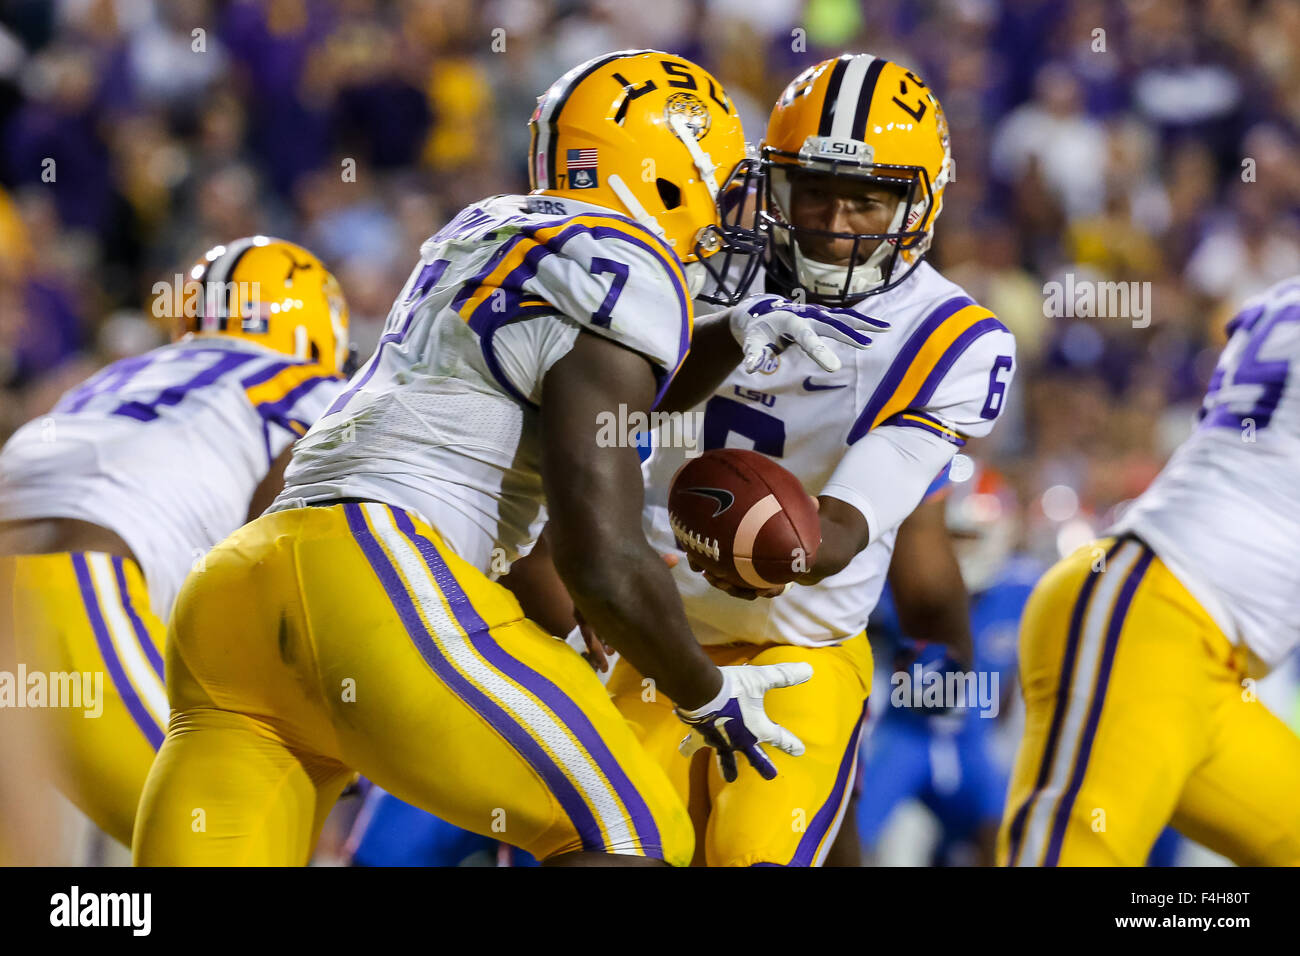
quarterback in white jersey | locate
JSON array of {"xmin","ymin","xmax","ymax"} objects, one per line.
[
  {"xmin": 643, "ymin": 263, "xmax": 1013, "ymax": 648},
  {"xmin": 599, "ymin": 56, "xmax": 1016, "ymax": 867},
  {"xmin": 0, "ymin": 237, "xmax": 350, "ymax": 847},
  {"xmin": 1001, "ymin": 276, "xmax": 1300, "ymax": 866},
  {"xmin": 131, "ymin": 52, "xmax": 878, "ymax": 867}
]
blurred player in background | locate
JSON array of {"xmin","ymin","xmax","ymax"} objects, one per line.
[
  {"xmin": 346, "ymin": 780, "xmax": 539, "ymax": 867},
  {"xmin": 0, "ymin": 237, "xmax": 350, "ymax": 848},
  {"xmin": 602, "ymin": 54, "xmax": 1018, "ymax": 867},
  {"xmin": 131, "ymin": 51, "xmax": 873, "ymax": 867},
  {"xmin": 856, "ymin": 463, "xmax": 1035, "ymax": 866},
  {"xmin": 1002, "ymin": 275, "xmax": 1300, "ymax": 866},
  {"xmin": 0, "ymin": 565, "xmax": 61, "ymax": 864}
]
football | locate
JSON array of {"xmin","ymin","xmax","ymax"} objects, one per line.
[{"xmin": 667, "ymin": 448, "xmax": 821, "ymax": 589}]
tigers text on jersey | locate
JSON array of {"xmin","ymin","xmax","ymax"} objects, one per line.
[
  {"xmin": 1111, "ymin": 276, "xmax": 1300, "ymax": 669},
  {"xmin": 273, "ymin": 194, "xmax": 692, "ymax": 574},
  {"xmin": 0, "ymin": 338, "xmax": 345, "ymax": 617},
  {"xmin": 643, "ymin": 261, "xmax": 1017, "ymax": 647}
]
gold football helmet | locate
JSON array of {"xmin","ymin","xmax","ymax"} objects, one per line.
[
  {"xmin": 762, "ymin": 54, "xmax": 955, "ymax": 304},
  {"xmin": 180, "ymin": 236, "xmax": 351, "ymax": 374},
  {"xmin": 528, "ymin": 50, "xmax": 763, "ymax": 303}
]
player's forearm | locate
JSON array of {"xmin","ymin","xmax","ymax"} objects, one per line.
[
  {"xmin": 889, "ymin": 496, "xmax": 974, "ymax": 667},
  {"xmin": 553, "ymin": 541, "xmax": 722, "ymax": 709},
  {"xmin": 896, "ymin": 596, "xmax": 973, "ymax": 669},
  {"xmin": 794, "ymin": 495, "xmax": 869, "ymax": 585},
  {"xmin": 655, "ymin": 313, "xmax": 740, "ymax": 414},
  {"xmin": 888, "ymin": 564, "xmax": 974, "ymax": 667},
  {"xmin": 497, "ymin": 531, "xmax": 580, "ymax": 637}
]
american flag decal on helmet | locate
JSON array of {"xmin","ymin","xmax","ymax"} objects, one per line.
[{"xmin": 566, "ymin": 148, "xmax": 599, "ymax": 188}]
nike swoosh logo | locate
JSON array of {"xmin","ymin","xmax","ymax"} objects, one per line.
[
  {"xmin": 683, "ymin": 487, "xmax": 734, "ymax": 517},
  {"xmin": 802, "ymin": 377, "xmax": 847, "ymax": 391}
]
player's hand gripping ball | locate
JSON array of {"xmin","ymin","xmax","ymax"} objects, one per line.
[{"xmin": 668, "ymin": 448, "xmax": 821, "ymax": 592}]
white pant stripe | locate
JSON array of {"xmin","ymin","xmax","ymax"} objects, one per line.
[
  {"xmin": 1017, "ymin": 540, "xmax": 1141, "ymax": 866},
  {"xmin": 86, "ymin": 553, "xmax": 169, "ymax": 728},
  {"xmin": 812, "ymin": 726, "xmax": 863, "ymax": 867},
  {"xmin": 363, "ymin": 504, "xmax": 638, "ymax": 854}
]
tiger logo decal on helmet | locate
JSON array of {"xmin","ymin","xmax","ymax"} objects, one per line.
[
  {"xmin": 762, "ymin": 54, "xmax": 955, "ymax": 304},
  {"xmin": 529, "ymin": 50, "xmax": 764, "ymax": 304},
  {"xmin": 664, "ymin": 91, "xmax": 713, "ymax": 141}
]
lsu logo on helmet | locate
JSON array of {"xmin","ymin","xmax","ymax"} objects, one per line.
[
  {"xmin": 180, "ymin": 236, "xmax": 351, "ymax": 375},
  {"xmin": 528, "ymin": 50, "xmax": 763, "ymax": 304},
  {"xmin": 762, "ymin": 54, "xmax": 955, "ymax": 304}
]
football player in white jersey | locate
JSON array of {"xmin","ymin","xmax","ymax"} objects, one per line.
[
  {"xmin": 1001, "ymin": 275, "xmax": 1300, "ymax": 866},
  {"xmin": 0, "ymin": 237, "xmax": 351, "ymax": 847},
  {"xmin": 600, "ymin": 55, "xmax": 1018, "ymax": 866},
  {"xmin": 131, "ymin": 51, "xmax": 880, "ymax": 867}
]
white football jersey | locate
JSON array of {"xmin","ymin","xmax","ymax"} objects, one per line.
[
  {"xmin": 1111, "ymin": 276, "xmax": 1300, "ymax": 670},
  {"xmin": 643, "ymin": 262, "xmax": 1017, "ymax": 647},
  {"xmin": 273, "ymin": 194, "xmax": 693, "ymax": 575},
  {"xmin": 0, "ymin": 337, "xmax": 346, "ymax": 617}
]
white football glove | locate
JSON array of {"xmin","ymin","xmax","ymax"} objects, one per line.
[
  {"xmin": 675, "ymin": 662, "xmax": 813, "ymax": 781},
  {"xmin": 727, "ymin": 293, "xmax": 890, "ymax": 374}
]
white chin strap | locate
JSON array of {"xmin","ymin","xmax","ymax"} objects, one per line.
[
  {"xmin": 668, "ymin": 113, "xmax": 718, "ymax": 202},
  {"xmin": 608, "ymin": 174, "xmax": 668, "ymax": 244}
]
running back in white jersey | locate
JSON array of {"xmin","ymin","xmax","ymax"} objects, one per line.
[
  {"xmin": 0, "ymin": 338, "xmax": 346, "ymax": 617},
  {"xmin": 1112, "ymin": 276, "xmax": 1300, "ymax": 669},
  {"xmin": 273, "ymin": 194, "xmax": 693, "ymax": 575},
  {"xmin": 643, "ymin": 261, "xmax": 1017, "ymax": 647}
]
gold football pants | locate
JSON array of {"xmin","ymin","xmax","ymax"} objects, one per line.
[
  {"xmin": 608, "ymin": 632, "xmax": 871, "ymax": 866},
  {"xmin": 1000, "ymin": 536, "xmax": 1300, "ymax": 866},
  {"xmin": 132, "ymin": 502, "xmax": 692, "ymax": 866},
  {"xmin": 2, "ymin": 552, "xmax": 166, "ymax": 847}
]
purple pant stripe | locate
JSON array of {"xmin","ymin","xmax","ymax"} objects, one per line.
[
  {"xmin": 1043, "ymin": 544, "xmax": 1155, "ymax": 865},
  {"xmin": 111, "ymin": 556, "xmax": 164, "ymax": 681},
  {"xmin": 387, "ymin": 507, "xmax": 662, "ymax": 854},
  {"xmin": 70, "ymin": 555, "xmax": 164, "ymax": 750},
  {"xmin": 788, "ymin": 701, "xmax": 868, "ymax": 866},
  {"xmin": 342, "ymin": 504, "xmax": 608, "ymax": 855},
  {"xmin": 1006, "ymin": 538, "xmax": 1125, "ymax": 865}
]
